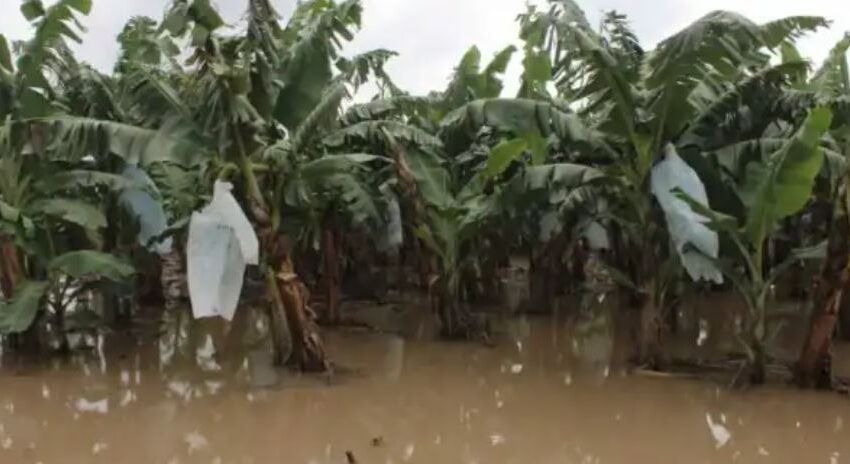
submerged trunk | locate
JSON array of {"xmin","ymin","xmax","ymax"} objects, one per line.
[
  {"xmin": 321, "ymin": 227, "xmax": 341, "ymax": 324},
  {"xmin": 430, "ymin": 277, "xmax": 453, "ymax": 337},
  {"xmin": 429, "ymin": 276, "xmax": 475, "ymax": 339},
  {"xmin": 52, "ymin": 296, "xmax": 70, "ymax": 354},
  {"xmin": 748, "ymin": 338, "xmax": 767, "ymax": 385},
  {"xmin": 274, "ymin": 241, "xmax": 327, "ymax": 372},
  {"xmin": 260, "ymin": 269, "xmax": 292, "ymax": 366},
  {"xmin": 742, "ymin": 296, "xmax": 769, "ymax": 386},
  {"xmin": 795, "ymin": 212, "xmax": 850, "ymax": 388},
  {"xmin": 259, "ymin": 229, "xmax": 327, "ymax": 371},
  {"xmin": 636, "ymin": 289, "xmax": 663, "ymax": 368}
]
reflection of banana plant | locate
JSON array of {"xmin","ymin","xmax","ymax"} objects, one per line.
[{"xmin": 678, "ymin": 108, "xmax": 832, "ymax": 383}]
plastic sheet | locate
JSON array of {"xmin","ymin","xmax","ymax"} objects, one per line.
[
  {"xmin": 377, "ymin": 192, "xmax": 403, "ymax": 253},
  {"xmin": 186, "ymin": 181, "xmax": 259, "ymax": 320},
  {"xmin": 651, "ymin": 145, "xmax": 723, "ymax": 283}
]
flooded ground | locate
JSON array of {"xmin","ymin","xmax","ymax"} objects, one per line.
[{"xmin": 1, "ymin": 299, "xmax": 850, "ymax": 463}]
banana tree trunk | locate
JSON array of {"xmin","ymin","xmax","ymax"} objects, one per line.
[
  {"xmin": 637, "ymin": 288, "xmax": 663, "ymax": 368},
  {"xmin": 429, "ymin": 277, "xmax": 451, "ymax": 336},
  {"xmin": 528, "ymin": 235, "xmax": 567, "ymax": 314},
  {"xmin": 740, "ymin": 289, "xmax": 770, "ymax": 385},
  {"xmin": 51, "ymin": 290, "xmax": 70, "ymax": 354},
  {"xmin": 838, "ymin": 287, "xmax": 850, "ymax": 340},
  {"xmin": 479, "ymin": 257, "xmax": 501, "ymax": 304},
  {"xmin": 795, "ymin": 212, "xmax": 850, "ymax": 388},
  {"xmin": 384, "ymin": 132, "xmax": 434, "ymax": 290},
  {"xmin": 414, "ymin": 238, "xmax": 435, "ymax": 290},
  {"xmin": 0, "ymin": 239, "xmax": 23, "ymax": 298},
  {"xmin": 160, "ymin": 248, "xmax": 187, "ymax": 311},
  {"xmin": 272, "ymin": 238, "xmax": 327, "ymax": 372},
  {"xmin": 262, "ymin": 268, "xmax": 292, "ymax": 366},
  {"xmin": 430, "ymin": 276, "xmax": 469, "ymax": 339},
  {"xmin": 747, "ymin": 336, "xmax": 767, "ymax": 385},
  {"xmin": 571, "ymin": 240, "xmax": 588, "ymax": 293},
  {"xmin": 321, "ymin": 227, "xmax": 342, "ymax": 324}
]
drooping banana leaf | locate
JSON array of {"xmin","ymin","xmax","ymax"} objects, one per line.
[
  {"xmin": 340, "ymin": 96, "xmax": 435, "ymax": 125},
  {"xmin": 48, "ymin": 250, "xmax": 136, "ymax": 283},
  {"xmin": 274, "ymin": 0, "xmax": 362, "ymax": 131},
  {"xmin": 0, "ymin": 280, "xmax": 49, "ymax": 334},
  {"xmin": 404, "ymin": 149, "xmax": 454, "ymax": 208},
  {"xmin": 36, "ymin": 170, "xmax": 147, "ymax": 194},
  {"xmin": 740, "ymin": 107, "xmax": 832, "ymax": 245},
  {"xmin": 324, "ymin": 120, "xmax": 443, "ymax": 154},
  {"xmin": 439, "ymin": 98, "xmax": 614, "ymax": 159},
  {"xmin": 37, "ymin": 116, "xmax": 203, "ymax": 166},
  {"xmin": 484, "ymin": 138, "xmax": 528, "ymax": 179},
  {"xmin": 27, "ymin": 198, "xmax": 106, "ymax": 230}
]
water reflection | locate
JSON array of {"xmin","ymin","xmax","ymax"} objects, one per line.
[
  {"xmin": 183, "ymin": 431, "xmax": 209, "ymax": 455},
  {"xmin": 0, "ymin": 309, "xmax": 848, "ymax": 463},
  {"xmin": 384, "ymin": 336, "xmax": 405, "ymax": 382},
  {"xmin": 705, "ymin": 412, "xmax": 732, "ymax": 448},
  {"xmin": 195, "ymin": 335, "xmax": 221, "ymax": 372},
  {"xmin": 74, "ymin": 398, "xmax": 109, "ymax": 414},
  {"xmin": 0, "ymin": 423, "xmax": 12, "ymax": 450},
  {"xmin": 119, "ymin": 389, "xmax": 135, "ymax": 407},
  {"xmin": 92, "ymin": 442, "xmax": 108, "ymax": 455}
]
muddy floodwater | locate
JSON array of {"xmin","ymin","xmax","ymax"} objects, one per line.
[{"xmin": 2, "ymin": 302, "xmax": 850, "ymax": 464}]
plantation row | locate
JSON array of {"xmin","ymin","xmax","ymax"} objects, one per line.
[{"xmin": 1, "ymin": 0, "xmax": 849, "ymax": 387}]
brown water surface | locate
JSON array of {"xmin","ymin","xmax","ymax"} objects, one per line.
[{"xmin": 1, "ymin": 306, "xmax": 849, "ymax": 464}]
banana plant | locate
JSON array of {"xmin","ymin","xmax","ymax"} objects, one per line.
[
  {"xmin": 130, "ymin": 0, "xmax": 407, "ymax": 369},
  {"xmin": 0, "ymin": 0, "xmax": 163, "ymax": 341},
  {"xmin": 411, "ymin": 130, "xmax": 600, "ymax": 336},
  {"xmin": 678, "ymin": 107, "xmax": 832, "ymax": 384},
  {"xmin": 440, "ymin": 98, "xmax": 613, "ymax": 312},
  {"xmin": 0, "ymin": 250, "xmax": 134, "ymax": 338},
  {"xmin": 0, "ymin": 186, "xmax": 136, "ymax": 343},
  {"xmin": 517, "ymin": 0, "xmax": 829, "ymax": 366},
  {"xmin": 793, "ymin": 33, "xmax": 850, "ymax": 387}
]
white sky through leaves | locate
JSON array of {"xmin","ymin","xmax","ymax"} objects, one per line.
[{"xmin": 0, "ymin": 0, "xmax": 847, "ymax": 97}]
